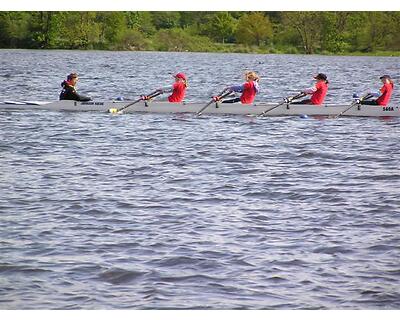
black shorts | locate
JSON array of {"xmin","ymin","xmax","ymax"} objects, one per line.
[
  {"xmin": 291, "ymin": 99, "xmax": 312, "ymax": 105},
  {"xmin": 360, "ymin": 100, "xmax": 379, "ymax": 105},
  {"xmin": 222, "ymin": 97, "xmax": 241, "ymax": 104}
]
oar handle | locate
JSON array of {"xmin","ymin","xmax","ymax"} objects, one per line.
[
  {"xmin": 196, "ymin": 90, "xmax": 231, "ymax": 116},
  {"xmin": 111, "ymin": 90, "xmax": 162, "ymax": 113},
  {"xmin": 362, "ymin": 93, "xmax": 374, "ymax": 101},
  {"xmin": 335, "ymin": 93, "xmax": 372, "ymax": 119},
  {"xmin": 142, "ymin": 90, "xmax": 163, "ymax": 99},
  {"xmin": 292, "ymin": 92, "xmax": 307, "ymax": 101},
  {"xmin": 216, "ymin": 91, "xmax": 231, "ymax": 101},
  {"xmin": 283, "ymin": 92, "xmax": 307, "ymax": 103},
  {"xmin": 335, "ymin": 101, "xmax": 358, "ymax": 119},
  {"xmin": 140, "ymin": 90, "xmax": 163, "ymax": 101},
  {"xmin": 257, "ymin": 101, "xmax": 286, "ymax": 117},
  {"xmin": 115, "ymin": 97, "xmax": 143, "ymax": 112},
  {"xmin": 258, "ymin": 93, "xmax": 305, "ymax": 118},
  {"xmin": 196, "ymin": 100, "xmax": 215, "ymax": 117}
]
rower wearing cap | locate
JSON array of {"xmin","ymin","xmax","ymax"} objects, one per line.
[
  {"xmin": 155, "ymin": 72, "xmax": 188, "ymax": 103},
  {"xmin": 360, "ymin": 75, "xmax": 394, "ymax": 106},
  {"xmin": 59, "ymin": 73, "xmax": 91, "ymax": 102},
  {"xmin": 292, "ymin": 73, "xmax": 329, "ymax": 105}
]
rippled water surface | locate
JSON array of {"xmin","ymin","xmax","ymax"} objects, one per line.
[{"xmin": 1, "ymin": 50, "xmax": 400, "ymax": 309}]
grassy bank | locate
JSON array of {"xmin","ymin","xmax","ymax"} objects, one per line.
[{"xmin": 2, "ymin": 12, "xmax": 400, "ymax": 57}]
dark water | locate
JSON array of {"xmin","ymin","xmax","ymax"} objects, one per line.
[{"xmin": 0, "ymin": 50, "xmax": 400, "ymax": 309}]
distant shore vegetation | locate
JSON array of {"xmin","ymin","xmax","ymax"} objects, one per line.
[{"xmin": 1, "ymin": 12, "xmax": 399, "ymax": 56}]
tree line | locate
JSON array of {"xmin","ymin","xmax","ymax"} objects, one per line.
[{"xmin": 0, "ymin": 12, "xmax": 399, "ymax": 55}]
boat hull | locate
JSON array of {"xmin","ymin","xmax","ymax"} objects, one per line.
[{"xmin": 1, "ymin": 100, "xmax": 399, "ymax": 117}]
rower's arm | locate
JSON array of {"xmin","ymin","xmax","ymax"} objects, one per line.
[
  {"xmin": 303, "ymin": 87, "xmax": 316, "ymax": 95},
  {"xmin": 229, "ymin": 84, "xmax": 244, "ymax": 93},
  {"xmin": 76, "ymin": 93, "xmax": 92, "ymax": 101},
  {"xmin": 159, "ymin": 86, "xmax": 173, "ymax": 93}
]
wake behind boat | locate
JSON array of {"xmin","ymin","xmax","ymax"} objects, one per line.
[{"xmin": 1, "ymin": 99, "xmax": 399, "ymax": 117}]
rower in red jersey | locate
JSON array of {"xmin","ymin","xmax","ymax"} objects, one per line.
[
  {"xmin": 292, "ymin": 73, "xmax": 329, "ymax": 105},
  {"xmin": 360, "ymin": 75, "xmax": 394, "ymax": 106},
  {"xmin": 219, "ymin": 71, "xmax": 260, "ymax": 104},
  {"xmin": 155, "ymin": 73, "xmax": 188, "ymax": 103}
]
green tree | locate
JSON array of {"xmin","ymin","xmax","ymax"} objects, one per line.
[
  {"xmin": 125, "ymin": 12, "xmax": 156, "ymax": 35},
  {"xmin": 0, "ymin": 12, "xmax": 30, "ymax": 47},
  {"xmin": 366, "ymin": 12, "xmax": 391, "ymax": 51},
  {"xmin": 0, "ymin": 11, "xmax": 399, "ymax": 54},
  {"xmin": 29, "ymin": 12, "xmax": 63, "ymax": 48},
  {"xmin": 57, "ymin": 12, "xmax": 101, "ymax": 49},
  {"xmin": 151, "ymin": 12, "xmax": 180, "ymax": 29},
  {"xmin": 282, "ymin": 12, "xmax": 323, "ymax": 54},
  {"xmin": 387, "ymin": 12, "xmax": 400, "ymax": 50},
  {"xmin": 320, "ymin": 12, "xmax": 351, "ymax": 53},
  {"xmin": 154, "ymin": 28, "xmax": 213, "ymax": 52},
  {"xmin": 178, "ymin": 12, "xmax": 209, "ymax": 28},
  {"xmin": 207, "ymin": 12, "xmax": 236, "ymax": 43},
  {"xmin": 96, "ymin": 12, "xmax": 126, "ymax": 46},
  {"xmin": 120, "ymin": 28, "xmax": 151, "ymax": 50},
  {"xmin": 344, "ymin": 12, "xmax": 389, "ymax": 52},
  {"xmin": 235, "ymin": 12, "xmax": 273, "ymax": 46},
  {"xmin": 342, "ymin": 12, "xmax": 367, "ymax": 52}
]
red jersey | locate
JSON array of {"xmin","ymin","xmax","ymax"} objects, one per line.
[
  {"xmin": 376, "ymin": 83, "xmax": 393, "ymax": 106},
  {"xmin": 240, "ymin": 81, "xmax": 258, "ymax": 104},
  {"xmin": 311, "ymin": 81, "xmax": 328, "ymax": 105},
  {"xmin": 168, "ymin": 82, "xmax": 186, "ymax": 103}
]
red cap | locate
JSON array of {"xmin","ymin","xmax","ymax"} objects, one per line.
[{"xmin": 174, "ymin": 72, "xmax": 187, "ymax": 80}]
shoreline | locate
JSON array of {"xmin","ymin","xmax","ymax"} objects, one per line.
[{"xmin": 1, "ymin": 47, "xmax": 399, "ymax": 57}]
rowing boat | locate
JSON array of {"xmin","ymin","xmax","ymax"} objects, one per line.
[{"xmin": 1, "ymin": 100, "xmax": 399, "ymax": 117}]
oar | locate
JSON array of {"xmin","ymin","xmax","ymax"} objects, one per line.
[
  {"xmin": 257, "ymin": 92, "xmax": 306, "ymax": 117},
  {"xmin": 108, "ymin": 90, "xmax": 161, "ymax": 114},
  {"xmin": 196, "ymin": 89, "xmax": 231, "ymax": 116},
  {"xmin": 334, "ymin": 93, "xmax": 374, "ymax": 119}
]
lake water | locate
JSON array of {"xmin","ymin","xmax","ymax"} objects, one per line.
[{"xmin": 0, "ymin": 50, "xmax": 400, "ymax": 309}]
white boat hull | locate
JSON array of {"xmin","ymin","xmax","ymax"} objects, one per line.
[{"xmin": 1, "ymin": 100, "xmax": 399, "ymax": 117}]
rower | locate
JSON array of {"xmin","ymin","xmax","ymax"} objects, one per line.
[
  {"xmin": 291, "ymin": 73, "xmax": 329, "ymax": 105},
  {"xmin": 59, "ymin": 73, "xmax": 91, "ymax": 102},
  {"xmin": 149, "ymin": 72, "xmax": 187, "ymax": 103},
  {"xmin": 359, "ymin": 75, "xmax": 394, "ymax": 106},
  {"xmin": 217, "ymin": 71, "xmax": 260, "ymax": 104}
]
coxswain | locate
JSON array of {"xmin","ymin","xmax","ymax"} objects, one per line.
[{"xmin": 59, "ymin": 73, "xmax": 91, "ymax": 101}]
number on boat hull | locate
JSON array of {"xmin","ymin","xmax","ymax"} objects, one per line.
[{"xmin": 383, "ymin": 106, "xmax": 394, "ymax": 112}]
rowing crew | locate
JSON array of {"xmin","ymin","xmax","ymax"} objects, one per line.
[{"xmin": 59, "ymin": 71, "xmax": 394, "ymax": 107}]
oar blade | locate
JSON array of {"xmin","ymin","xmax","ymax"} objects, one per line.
[{"xmin": 108, "ymin": 108, "xmax": 119, "ymax": 114}]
